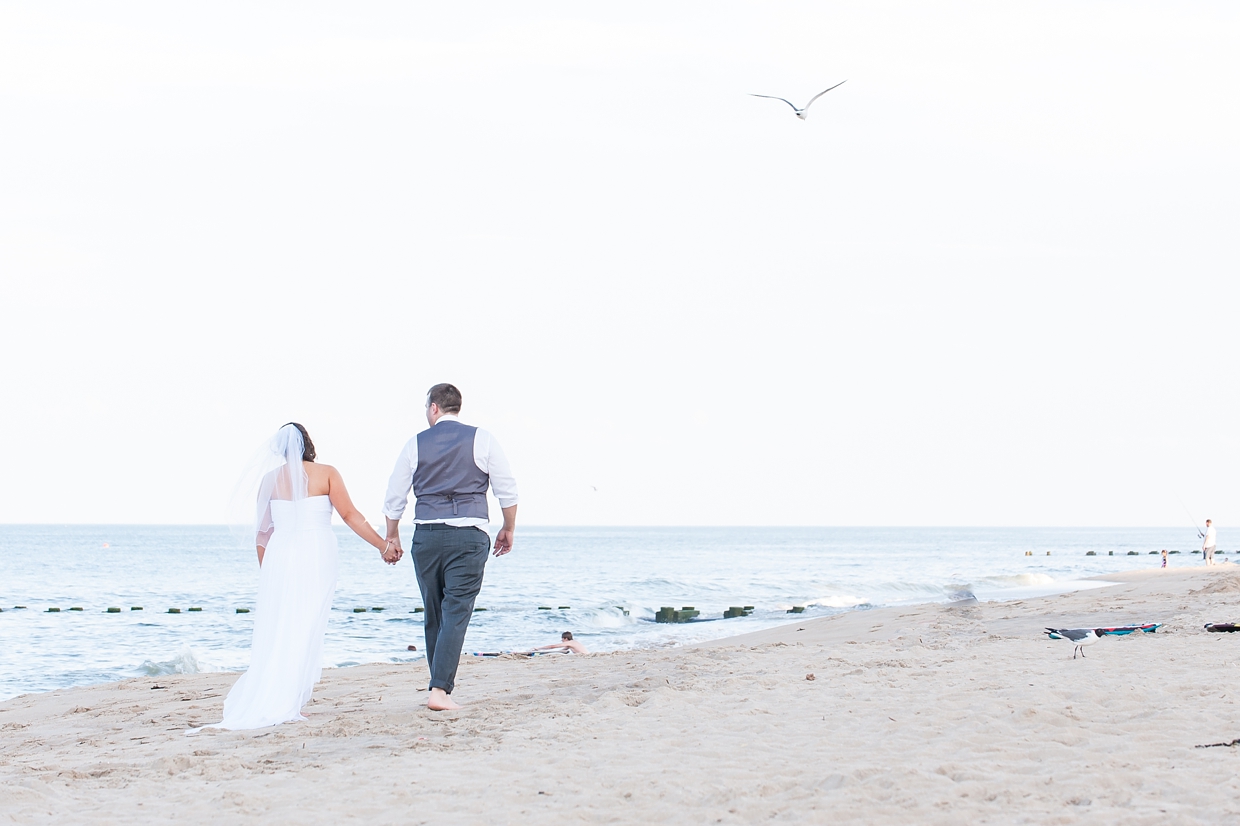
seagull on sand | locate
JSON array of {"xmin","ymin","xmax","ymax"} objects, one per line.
[
  {"xmin": 750, "ymin": 80, "xmax": 847, "ymax": 120},
  {"xmin": 1045, "ymin": 628, "xmax": 1103, "ymax": 659}
]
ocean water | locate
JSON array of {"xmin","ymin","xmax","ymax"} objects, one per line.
[{"xmin": 0, "ymin": 525, "xmax": 1218, "ymax": 702}]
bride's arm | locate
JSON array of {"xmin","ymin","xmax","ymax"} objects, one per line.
[
  {"xmin": 325, "ymin": 466, "xmax": 391, "ymax": 556},
  {"xmin": 256, "ymin": 503, "xmax": 274, "ymax": 566}
]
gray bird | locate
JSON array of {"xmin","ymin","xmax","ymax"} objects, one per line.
[
  {"xmin": 750, "ymin": 80, "xmax": 847, "ymax": 120},
  {"xmin": 1045, "ymin": 628, "xmax": 1103, "ymax": 659}
]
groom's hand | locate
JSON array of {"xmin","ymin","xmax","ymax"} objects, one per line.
[
  {"xmin": 493, "ymin": 528, "xmax": 514, "ymax": 557},
  {"xmin": 384, "ymin": 517, "xmax": 403, "ymax": 564}
]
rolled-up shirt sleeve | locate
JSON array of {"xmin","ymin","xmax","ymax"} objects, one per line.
[
  {"xmin": 475, "ymin": 429, "xmax": 518, "ymax": 508},
  {"xmin": 382, "ymin": 438, "xmax": 418, "ymax": 521}
]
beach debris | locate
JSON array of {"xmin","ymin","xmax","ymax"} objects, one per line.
[
  {"xmin": 167, "ymin": 608, "xmax": 181, "ymax": 614},
  {"xmin": 1025, "ymin": 551, "xmax": 1032, "ymax": 556},
  {"xmin": 806, "ymin": 673, "xmax": 816, "ymax": 681},
  {"xmin": 150, "ymin": 684, "xmax": 166, "ymax": 690},
  {"xmin": 655, "ymin": 606, "xmax": 700, "ymax": 623},
  {"xmin": 106, "ymin": 607, "xmax": 121, "ymax": 613},
  {"xmin": 236, "ymin": 608, "xmax": 250, "ymax": 613},
  {"xmin": 131, "ymin": 606, "xmax": 142, "ymax": 611},
  {"xmin": 1101, "ymin": 624, "xmax": 1160, "ymax": 635},
  {"xmin": 948, "ymin": 590, "xmax": 978, "ymax": 606},
  {"xmin": 1086, "ymin": 551, "xmax": 1096, "ymax": 556},
  {"xmin": 538, "ymin": 606, "xmax": 551, "ymax": 610},
  {"xmin": 723, "ymin": 606, "xmax": 753, "ymax": 618},
  {"xmin": 1196, "ymin": 738, "xmax": 1240, "ymax": 749},
  {"xmin": 188, "ymin": 607, "xmax": 202, "ymax": 612},
  {"xmin": 407, "ymin": 645, "xmax": 418, "ymax": 651},
  {"xmin": 474, "ymin": 607, "xmax": 487, "ymax": 612},
  {"xmin": 1045, "ymin": 628, "xmax": 1102, "ymax": 658},
  {"xmin": 750, "ymin": 80, "xmax": 846, "ymax": 120},
  {"xmin": 371, "ymin": 607, "xmax": 384, "ymax": 612},
  {"xmin": 1205, "ymin": 623, "xmax": 1240, "ymax": 633},
  {"xmin": 13, "ymin": 606, "xmax": 25, "ymax": 609},
  {"xmin": 70, "ymin": 607, "xmax": 83, "ymax": 611},
  {"xmin": 788, "ymin": 606, "xmax": 806, "ymax": 614},
  {"xmin": 353, "ymin": 608, "xmax": 366, "ymax": 613},
  {"xmin": 558, "ymin": 606, "xmax": 571, "ymax": 610},
  {"xmin": 412, "ymin": 607, "xmax": 424, "ymax": 613},
  {"xmin": 1128, "ymin": 551, "xmax": 1138, "ymax": 555},
  {"xmin": 46, "ymin": 607, "xmax": 60, "ymax": 612}
]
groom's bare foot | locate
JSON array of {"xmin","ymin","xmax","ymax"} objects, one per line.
[{"xmin": 427, "ymin": 688, "xmax": 460, "ymax": 711}]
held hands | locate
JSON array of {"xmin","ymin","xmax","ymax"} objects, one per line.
[{"xmin": 381, "ymin": 538, "xmax": 403, "ymax": 565}]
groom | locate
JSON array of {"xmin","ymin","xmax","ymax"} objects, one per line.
[{"xmin": 383, "ymin": 383, "xmax": 518, "ymax": 711}]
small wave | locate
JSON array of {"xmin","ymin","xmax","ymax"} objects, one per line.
[
  {"xmin": 577, "ymin": 607, "xmax": 639, "ymax": 629},
  {"xmin": 807, "ymin": 595, "xmax": 868, "ymax": 609},
  {"xmin": 138, "ymin": 647, "xmax": 219, "ymax": 677},
  {"xmin": 876, "ymin": 581, "xmax": 959, "ymax": 596},
  {"xmin": 973, "ymin": 573, "xmax": 1057, "ymax": 588}
]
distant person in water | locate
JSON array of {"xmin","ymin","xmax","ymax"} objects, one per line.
[
  {"xmin": 1202, "ymin": 519, "xmax": 1217, "ymax": 566},
  {"xmin": 531, "ymin": 632, "xmax": 588, "ymax": 655},
  {"xmin": 1161, "ymin": 549, "xmax": 1168, "ymax": 568}
]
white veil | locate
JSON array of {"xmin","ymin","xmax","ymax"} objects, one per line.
[{"xmin": 228, "ymin": 424, "xmax": 309, "ymax": 549}]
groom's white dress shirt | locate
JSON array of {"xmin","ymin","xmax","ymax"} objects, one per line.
[{"xmin": 382, "ymin": 414, "xmax": 519, "ymax": 527}]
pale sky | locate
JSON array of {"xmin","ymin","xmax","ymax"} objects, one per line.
[{"xmin": 1, "ymin": 2, "xmax": 1237, "ymax": 527}]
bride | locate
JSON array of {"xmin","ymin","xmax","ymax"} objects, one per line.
[{"xmin": 198, "ymin": 423, "xmax": 392, "ymax": 731}]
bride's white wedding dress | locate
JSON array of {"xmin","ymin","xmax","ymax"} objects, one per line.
[{"xmin": 204, "ymin": 495, "xmax": 338, "ymax": 731}]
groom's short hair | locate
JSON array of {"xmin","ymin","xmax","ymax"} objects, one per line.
[{"xmin": 427, "ymin": 383, "xmax": 462, "ymax": 414}]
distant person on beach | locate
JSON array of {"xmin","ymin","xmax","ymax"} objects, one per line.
[
  {"xmin": 531, "ymin": 632, "xmax": 589, "ymax": 655},
  {"xmin": 1161, "ymin": 549, "xmax": 1168, "ymax": 568},
  {"xmin": 1202, "ymin": 519, "xmax": 1216, "ymax": 566},
  {"xmin": 383, "ymin": 383, "xmax": 519, "ymax": 711}
]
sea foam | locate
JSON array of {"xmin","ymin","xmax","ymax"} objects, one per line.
[{"xmin": 139, "ymin": 647, "xmax": 220, "ymax": 677}]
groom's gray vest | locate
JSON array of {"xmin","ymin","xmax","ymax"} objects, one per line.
[{"xmin": 412, "ymin": 420, "xmax": 490, "ymax": 521}]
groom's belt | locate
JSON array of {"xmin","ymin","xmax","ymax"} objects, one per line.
[{"xmin": 415, "ymin": 522, "xmax": 485, "ymax": 531}]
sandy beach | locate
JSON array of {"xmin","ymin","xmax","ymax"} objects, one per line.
[{"xmin": 4, "ymin": 565, "xmax": 1240, "ymax": 824}]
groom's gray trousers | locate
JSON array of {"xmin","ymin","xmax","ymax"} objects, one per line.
[{"xmin": 411, "ymin": 523, "xmax": 490, "ymax": 694}]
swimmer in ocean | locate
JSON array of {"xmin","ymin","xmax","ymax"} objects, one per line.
[{"xmin": 530, "ymin": 631, "xmax": 588, "ymax": 655}]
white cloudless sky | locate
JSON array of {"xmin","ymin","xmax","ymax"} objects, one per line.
[{"xmin": 1, "ymin": 2, "xmax": 1237, "ymax": 527}]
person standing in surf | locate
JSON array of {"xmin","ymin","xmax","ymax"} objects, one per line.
[
  {"xmin": 383, "ymin": 384, "xmax": 518, "ymax": 711},
  {"xmin": 1202, "ymin": 519, "xmax": 1217, "ymax": 566}
]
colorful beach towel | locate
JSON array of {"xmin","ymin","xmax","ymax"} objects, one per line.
[{"xmin": 1046, "ymin": 624, "xmax": 1160, "ymax": 639}]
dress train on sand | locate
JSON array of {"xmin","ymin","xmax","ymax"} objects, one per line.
[{"xmin": 197, "ymin": 495, "xmax": 337, "ymax": 731}]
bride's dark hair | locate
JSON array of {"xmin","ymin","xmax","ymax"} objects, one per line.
[{"xmin": 284, "ymin": 422, "xmax": 316, "ymax": 462}]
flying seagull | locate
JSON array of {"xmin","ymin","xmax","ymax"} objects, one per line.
[
  {"xmin": 1045, "ymin": 628, "xmax": 1103, "ymax": 659},
  {"xmin": 750, "ymin": 80, "xmax": 847, "ymax": 120}
]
